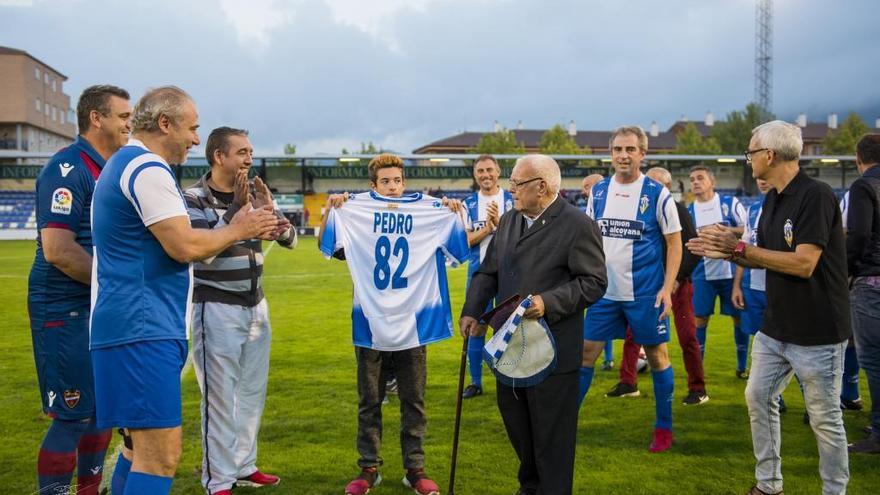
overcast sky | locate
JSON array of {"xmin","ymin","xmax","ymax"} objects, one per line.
[{"xmin": 1, "ymin": 0, "xmax": 877, "ymax": 154}]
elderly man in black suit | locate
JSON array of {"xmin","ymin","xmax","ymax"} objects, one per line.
[{"xmin": 459, "ymin": 154, "xmax": 607, "ymax": 495}]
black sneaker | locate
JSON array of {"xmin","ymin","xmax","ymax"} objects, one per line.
[
  {"xmin": 605, "ymin": 382, "xmax": 640, "ymax": 398},
  {"xmin": 849, "ymin": 436, "xmax": 880, "ymax": 454},
  {"xmin": 736, "ymin": 369, "xmax": 750, "ymax": 380},
  {"xmin": 841, "ymin": 398, "xmax": 863, "ymax": 411},
  {"xmin": 462, "ymin": 384, "xmax": 483, "ymax": 399},
  {"xmin": 386, "ymin": 378, "xmax": 399, "ymax": 396},
  {"xmin": 682, "ymin": 390, "xmax": 709, "ymax": 405},
  {"xmin": 601, "ymin": 360, "xmax": 614, "ymax": 371},
  {"xmin": 745, "ymin": 486, "xmax": 783, "ymax": 495}
]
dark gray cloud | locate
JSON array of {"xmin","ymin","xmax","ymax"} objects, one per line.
[{"xmin": 2, "ymin": 0, "xmax": 877, "ymax": 153}]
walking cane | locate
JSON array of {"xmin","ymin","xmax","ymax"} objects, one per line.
[{"xmin": 447, "ymin": 334, "xmax": 469, "ymax": 495}]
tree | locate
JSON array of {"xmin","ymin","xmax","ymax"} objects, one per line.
[
  {"xmin": 360, "ymin": 141, "xmax": 380, "ymax": 154},
  {"xmin": 674, "ymin": 122, "xmax": 721, "ymax": 155},
  {"xmin": 283, "ymin": 143, "xmax": 297, "ymax": 155},
  {"xmin": 710, "ymin": 103, "xmax": 775, "ymax": 153},
  {"xmin": 538, "ymin": 124, "xmax": 592, "ymax": 155},
  {"xmin": 469, "ymin": 129, "xmax": 526, "ymax": 156},
  {"xmin": 822, "ymin": 112, "xmax": 870, "ymax": 155}
]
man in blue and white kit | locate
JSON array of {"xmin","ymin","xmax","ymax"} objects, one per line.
[
  {"xmin": 579, "ymin": 125, "xmax": 682, "ymax": 453},
  {"xmin": 320, "ymin": 153, "xmax": 467, "ymax": 495},
  {"xmin": 90, "ymin": 86, "xmax": 280, "ymax": 495},
  {"xmin": 29, "ymin": 84, "xmax": 131, "ymax": 495},
  {"xmin": 688, "ymin": 165, "xmax": 748, "ymax": 377},
  {"xmin": 461, "ymin": 154, "xmax": 513, "ymax": 399},
  {"xmin": 731, "ymin": 179, "xmax": 771, "ymax": 371}
]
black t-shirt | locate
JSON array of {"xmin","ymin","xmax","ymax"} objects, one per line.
[{"xmin": 757, "ymin": 170, "xmax": 851, "ymax": 346}]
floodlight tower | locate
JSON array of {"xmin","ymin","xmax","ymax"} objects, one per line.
[{"xmin": 754, "ymin": 0, "xmax": 773, "ymax": 114}]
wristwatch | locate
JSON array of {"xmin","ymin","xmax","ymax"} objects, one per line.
[{"xmin": 731, "ymin": 240, "xmax": 748, "ymax": 261}]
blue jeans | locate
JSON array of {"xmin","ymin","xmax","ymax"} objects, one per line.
[
  {"xmin": 745, "ymin": 332, "xmax": 848, "ymax": 495},
  {"xmin": 851, "ymin": 276, "xmax": 880, "ymax": 435}
]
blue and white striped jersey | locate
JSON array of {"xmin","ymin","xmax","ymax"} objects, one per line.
[
  {"xmin": 741, "ymin": 198, "xmax": 766, "ymax": 291},
  {"xmin": 689, "ymin": 193, "xmax": 747, "ymax": 281},
  {"xmin": 587, "ymin": 174, "xmax": 681, "ymax": 301},
  {"xmin": 463, "ymin": 189, "xmax": 513, "ymax": 281},
  {"xmin": 320, "ymin": 191, "xmax": 469, "ymax": 351},
  {"xmin": 90, "ymin": 139, "xmax": 193, "ymax": 349}
]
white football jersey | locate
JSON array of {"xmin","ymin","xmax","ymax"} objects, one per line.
[
  {"xmin": 586, "ymin": 174, "xmax": 681, "ymax": 301},
  {"xmin": 689, "ymin": 193, "xmax": 747, "ymax": 281},
  {"xmin": 320, "ymin": 191, "xmax": 469, "ymax": 351}
]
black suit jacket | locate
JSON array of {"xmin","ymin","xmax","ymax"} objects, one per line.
[{"xmin": 461, "ymin": 196, "xmax": 608, "ymax": 374}]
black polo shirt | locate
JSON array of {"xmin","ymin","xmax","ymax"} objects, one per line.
[{"xmin": 757, "ymin": 170, "xmax": 851, "ymax": 346}]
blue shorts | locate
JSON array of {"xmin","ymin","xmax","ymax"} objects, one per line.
[
  {"xmin": 30, "ymin": 313, "xmax": 95, "ymax": 420},
  {"xmin": 92, "ymin": 339, "xmax": 188, "ymax": 430},
  {"xmin": 692, "ymin": 278, "xmax": 741, "ymax": 318},
  {"xmin": 740, "ymin": 288, "xmax": 767, "ymax": 335},
  {"xmin": 584, "ymin": 296, "xmax": 671, "ymax": 346}
]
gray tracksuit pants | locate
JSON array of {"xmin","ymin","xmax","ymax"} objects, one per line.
[{"xmin": 193, "ymin": 300, "xmax": 271, "ymax": 494}]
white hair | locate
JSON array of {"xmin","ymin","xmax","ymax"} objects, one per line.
[
  {"xmin": 752, "ymin": 120, "xmax": 803, "ymax": 161},
  {"xmin": 646, "ymin": 167, "xmax": 672, "ymax": 188},
  {"xmin": 515, "ymin": 154, "xmax": 561, "ymax": 195}
]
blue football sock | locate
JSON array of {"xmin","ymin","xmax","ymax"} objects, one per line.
[
  {"xmin": 652, "ymin": 366, "xmax": 674, "ymax": 431},
  {"xmin": 112, "ymin": 451, "xmax": 132, "ymax": 495},
  {"xmin": 467, "ymin": 334, "xmax": 485, "ymax": 387},
  {"xmin": 734, "ymin": 326, "xmax": 750, "ymax": 372},
  {"xmin": 604, "ymin": 340, "xmax": 614, "ymax": 363},
  {"xmin": 842, "ymin": 344, "xmax": 860, "ymax": 402},
  {"xmin": 38, "ymin": 418, "xmax": 89, "ymax": 492},
  {"xmin": 578, "ymin": 367, "xmax": 595, "ymax": 409},
  {"xmin": 696, "ymin": 326, "xmax": 707, "ymax": 359},
  {"xmin": 123, "ymin": 472, "xmax": 173, "ymax": 495}
]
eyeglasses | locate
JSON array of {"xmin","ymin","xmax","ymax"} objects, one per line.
[
  {"xmin": 744, "ymin": 148, "xmax": 770, "ymax": 163},
  {"xmin": 508, "ymin": 177, "xmax": 543, "ymax": 190}
]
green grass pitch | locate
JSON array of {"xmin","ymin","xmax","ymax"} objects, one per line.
[{"xmin": 1, "ymin": 239, "xmax": 876, "ymax": 494}]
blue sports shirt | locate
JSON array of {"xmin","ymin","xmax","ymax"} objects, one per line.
[
  {"xmin": 29, "ymin": 136, "xmax": 105, "ymax": 317},
  {"xmin": 90, "ymin": 139, "xmax": 192, "ymax": 349}
]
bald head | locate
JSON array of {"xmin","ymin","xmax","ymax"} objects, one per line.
[
  {"xmin": 582, "ymin": 174, "xmax": 604, "ymax": 198},
  {"xmin": 646, "ymin": 167, "xmax": 672, "ymax": 189}
]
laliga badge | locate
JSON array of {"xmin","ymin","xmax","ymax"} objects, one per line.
[
  {"xmin": 51, "ymin": 188, "xmax": 73, "ymax": 215},
  {"xmin": 639, "ymin": 194, "xmax": 649, "ymax": 214},
  {"xmin": 63, "ymin": 389, "xmax": 81, "ymax": 409},
  {"xmin": 783, "ymin": 219, "xmax": 793, "ymax": 248}
]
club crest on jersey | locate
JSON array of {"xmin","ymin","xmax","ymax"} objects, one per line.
[
  {"xmin": 51, "ymin": 188, "xmax": 73, "ymax": 215},
  {"xmin": 722, "ymin": 203, "xmax": 730, "ymax": 218},
  {"xmin": 59, "ymin": 162, "xmax": 74, "ymax": 177},
  {"xmin": 386, "ymin": 203, "xmax": 398, "ymax": 209},
  {"xmin": 63, "ymin": 389, "xmax": 81, "ymax": 409},
  {"xmin": 783, "ymin": 219, "xmax": 793, "ymax": 247},
  {"xmin": 639, "ymin": 194, "xmax": 649, "ymax": 214}
]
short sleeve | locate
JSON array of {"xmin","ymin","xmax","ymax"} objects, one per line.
[
  {"xmin": 126, "ymin": 165, "xmax": 188, "ymax": 227},
  {"xmin": 732, "ymin": 197, "xmax": 747, "ymax": 227},
  {"xmin": 36, "ymin": 157, "xmax": 87, "ymax": 230},
  {"xmin": 794, "ymin": 187, "xmax": 836, "ymax": 249},
  {"xmin": 440, "ymin": 212, "xmax": 469, "ymax": 265},
  {"xmin": 319, "ymin": 208, "xmax": 342, "ymax": 258},
  {"xmin": 658, "ymin": 188, "xmax": 682, "ymax": 235}
]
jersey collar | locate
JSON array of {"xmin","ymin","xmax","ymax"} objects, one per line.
[
  {"xmin": 368, "ymin": 191, "xmax": 423, "ymax": 203},
  {"xmin": 73, "ymin": 135, "xmax": 107, "ymax": 169}
]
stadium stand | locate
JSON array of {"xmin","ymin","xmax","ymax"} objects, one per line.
[{"xmin": 0, "ymin": 190, "xmax": 36, "ymax": 229}]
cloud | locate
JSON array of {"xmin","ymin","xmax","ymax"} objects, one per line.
[
  {"xmin": 217, "ymin": 0, "xmax": 295, "ymax": 47},
  {"xmin": 0, "ymin": 0, "xmax": 877, "ymax": 154}
]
